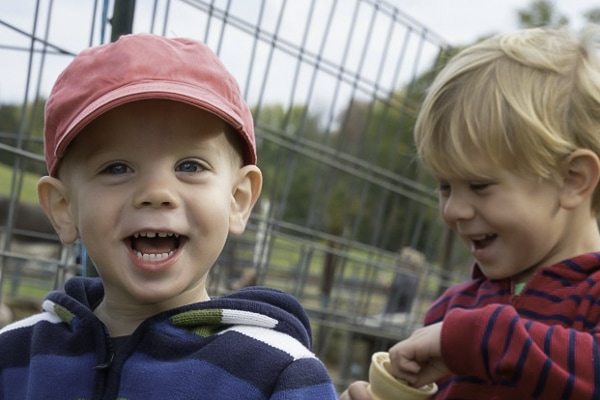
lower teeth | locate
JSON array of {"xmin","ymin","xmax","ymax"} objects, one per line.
[{"xmin": 135, "ymin": 251, "xmax": 174, "ymax": 261}]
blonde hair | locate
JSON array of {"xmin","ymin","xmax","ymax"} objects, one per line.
[{"xmin": 415, "ymin": 26, "xmax": 600, "ymax": 212}]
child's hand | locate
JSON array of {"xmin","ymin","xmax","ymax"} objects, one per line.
[
  {"xmin": 387, "ymin": 322, "xmax": 450, "ymax": 388},
  {"xmin": 339, "ymin": 381, "xmax": 371, "ymax": 400}
]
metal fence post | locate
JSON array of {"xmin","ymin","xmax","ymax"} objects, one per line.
[{"xmin": 110, "ymin": 0, "xmax": 136, "ymax": 42}]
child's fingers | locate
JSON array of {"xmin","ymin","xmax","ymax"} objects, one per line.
[
  {"xmin": 389, "ymin": 322, "xmax": 443, "ymax": 365},
  {"xmin": 339, "ymin": 381, "xmax": 371, "ymax": 400},
  {"xmin": 386, "ymin": 322, "xmax": 446, "ymax": 386},
  {"xmin": 388, "ymin": 353, "xmax": 422, "ymax": 374},
  {"xmin": 388, "ymin": 339, "xmax": 424, "ymax": 372},
  {"xmin": 412, "ymin": 360, "xmax": 452, "ymax": 388},
  {"xmin": 386, "ymin": 353, "xmax": 422, "ymax": 385}
]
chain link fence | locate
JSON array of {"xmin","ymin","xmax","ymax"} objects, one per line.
[{"xmin": 0, "ymin": 0, "xmax": 472, "ymax": 391}]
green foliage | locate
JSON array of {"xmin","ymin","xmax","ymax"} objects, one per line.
[
  {"xmin": 253, "ymin": 83, "xmax": 438, "ymax": 252},
  {"xmin": 0, "ymin": 98, "xmax": 46, "ymax": 176},
  {"xmin": 584, "ymin": 9, "xmax": 600, "ymax": 24},
  {"xmin": 517, "ymin": 0, "xmax": 569, "ymax": 28}
]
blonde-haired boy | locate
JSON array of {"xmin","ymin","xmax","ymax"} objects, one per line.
[{"xmin": 343, "ymin": 26, "xmax": 600, "ymax": 399}]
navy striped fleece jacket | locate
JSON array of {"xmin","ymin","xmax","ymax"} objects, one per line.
[
  {"xmin": 426, "ymin": 252, "xmax": 600, "ymax": 400},
  {"xmin": 0, "ymin": 277, "xmax": 337, "ymax": 399}
]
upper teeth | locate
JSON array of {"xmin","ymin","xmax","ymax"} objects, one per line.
[
  {"xmin": 133, "ymin": 232, "xmax": 180, "ymax": 238},
  {"xmin": 472, "ymin": 234, "xmax": 491, "ymax": 241}
]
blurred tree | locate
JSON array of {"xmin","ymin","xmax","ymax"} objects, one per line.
[
  {"xmin": 584, "ymin": 9, "xmax": 600, "ymax": 24},
  {"xmin": 254, "ymin": 103, "xmax": 325, "ymax": 228},
  {"xmin": 0, "ymin": 98, "xmax": 45, "ymax": 175},
  {"xmin": 517, "ymin": 0, "xmax": 569, "ymax": 28}
]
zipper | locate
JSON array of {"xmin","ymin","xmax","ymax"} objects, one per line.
[{"xmin": 91, "ymin": 324, "xmax": 118, "ymax": 400}]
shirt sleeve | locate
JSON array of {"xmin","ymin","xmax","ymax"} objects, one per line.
[{"xmin": 441, "ymin": 304, "xmax": 600, "ymax": 399}]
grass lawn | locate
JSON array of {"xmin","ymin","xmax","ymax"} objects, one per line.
[{"xmin": 0, "ymin": 163, "xmax": 41, "ymax": 203}]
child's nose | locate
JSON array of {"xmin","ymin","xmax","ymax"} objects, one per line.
[
  {"xmin": 133, "ymin": 172, "xmax": 179, "ymax": 209},
  {"xmin": 440, "ymin": 193, "xmax": 475, "ymax": 223}
]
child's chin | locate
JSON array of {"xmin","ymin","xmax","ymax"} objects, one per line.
[{"xmin": 476, "ymin": 263, "xmax": 506, "ymax": 280}]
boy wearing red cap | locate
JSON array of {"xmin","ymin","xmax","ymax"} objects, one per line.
[
  {"xmin": 0, "ymin": 33, "xmax": 336, "ymax": 399},
  {"xmin": 341, "ymin": 26, "xmax": 600, "ymax": 400}
]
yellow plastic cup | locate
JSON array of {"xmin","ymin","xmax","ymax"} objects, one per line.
[{"xmin": 367, "ymin": 352, "xmax": 438, "ymax": 400}]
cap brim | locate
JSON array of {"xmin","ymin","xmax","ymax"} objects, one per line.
[{"xmin": 54, "ymin": 81, "xmax": 251, "ymax": 163}]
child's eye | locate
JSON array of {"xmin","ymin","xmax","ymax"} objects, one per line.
[
  {"xmin": 176, "ymin": 160, "xmax": 203, "ymax": 173},
  {"xmin": 469, "ymin": 182, "xmax": 491, "ymax": 191},
  {"xmin": 436, "ymin": 181, "xmax": 450, "ymax": 192},
  {"xmin": 103, "ymin": 163, "xmax": 131, "ymax": 175}
]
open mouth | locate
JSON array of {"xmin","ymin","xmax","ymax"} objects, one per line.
[
  {"xmin": 472, "ymin": 234, "xmax": 496, "ymax": 250},
  {"xmin": 128, "ymin": 231, "xmax": 182, "ymax": 261}
]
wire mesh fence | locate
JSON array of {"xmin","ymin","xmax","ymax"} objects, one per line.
[{"xmin": 0, "ymin": 0, "xmax": 473, "ymax": 391}]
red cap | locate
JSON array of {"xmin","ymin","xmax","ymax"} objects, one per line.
[{"xmin": 44, "ymin": 33, "xmax": 256, "ymax": 176}]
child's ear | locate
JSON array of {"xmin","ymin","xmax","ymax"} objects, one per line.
[
  {"xmin": 229, "ymin": 165, "xmax": 263, "ymax": 235},
  {"xmin": 559, "ymin": 149, "xmax": 600, "ymax": 210},
  {"xmin": 37, "ymin": 176, "xmax": 79, "ymax": 244}
]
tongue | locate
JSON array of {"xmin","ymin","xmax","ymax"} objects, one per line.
[{"xmin": 133, "ymin": 236, "xmax": 177, "ymax": 254}]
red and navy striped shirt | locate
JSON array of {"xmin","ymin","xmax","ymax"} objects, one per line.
[{"xmin": 426, "ymin": 252, "xmax": 600, "ymax": 400}]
